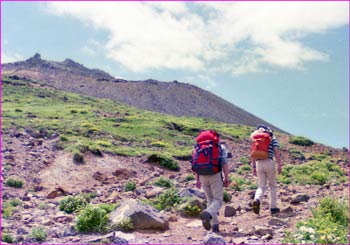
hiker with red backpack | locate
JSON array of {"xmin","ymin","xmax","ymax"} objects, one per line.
[
  {"xmin": 191, "ymin": 130, "xmax": 231, "ymax": 232},
  {"xmin": 250, "ymin": 125, "xmax": 282, "ymax": 215}
]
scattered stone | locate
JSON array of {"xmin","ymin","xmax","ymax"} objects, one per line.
[
  {"xmin": 168, "ymin": 215, "xmax": 178, "ymax": 222},
  {"xmin": 145, "ymin": 187, "xmax": 164, "ymax": 198},
  {"xmin": 46, "ymin": 187, "xmax": 68, "ymax": 199},
  {"xmin": 254, "ymin": 225, "xmax": 273, "ymax": 236},
  {"xmin": 203, "ymin": 233, "xmax": 227, "ymax": 244},
  {"xmin": 268, "ymin": 217, "xmax": 289, "ymax": 226},
  {"xmin": 185, "ymin": 220, "xmax": 202, "ymax": 228},
  {"xmin": 179, "ymin": 188, "xmax": 206, "ymax": 199},
  {"xmin": 231, "ymin": 237, "xmax": 246, "ymax": 244},
  {"xmin": 93, "ymin": 171, "xmax": 107, "ymax": 181},
  {"xmin": 290, "ymin": 193, "xmax": 310, "ymax": 204},
  {"xmin": 84, "ymin": 232, "xmax": 131, "ymax": 244},
  {"xmin": 224, "ymin": 205, "xmax": 237, "ymax": 217}
]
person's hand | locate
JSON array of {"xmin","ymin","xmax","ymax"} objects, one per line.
[
  {"xmin": 223, "ymin": 178, "xmax": 230, "ymax": 187},
  {"xmin": 196, "ymin": 180, "xmax": 201, "ymax": 189},
  {"xmin": 277, "ymin": 165, "xmax": 282, "ymax": 175},
  {"xmin": 252, "ymin": 168, "xmax": 257, "ymax": 177}
]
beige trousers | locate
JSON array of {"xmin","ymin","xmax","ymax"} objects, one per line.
[
  {"xmin": 254, "ymin": 158, "xmax": 278, "ymax": 209},
  {"xmin": 199, "ymin": 172, "xmax": 223, "ymax": 225}
]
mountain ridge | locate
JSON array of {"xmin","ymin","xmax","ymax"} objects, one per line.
[{"xmin": 2, "ymin": 53, "xmax": 285, "ymax": 132}]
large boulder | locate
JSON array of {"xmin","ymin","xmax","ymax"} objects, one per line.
[{"xmin": 109, "ymin": 199, "xmax": 169, "ymax": 231}]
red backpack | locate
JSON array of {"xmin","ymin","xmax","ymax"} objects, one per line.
[
  {"xmin": 191, "ymin": 130, "xmax": 222, "ymax": 175},
  {"xmin": 250, "ymin": 131, "xmax": 271, "ymax": 160}
]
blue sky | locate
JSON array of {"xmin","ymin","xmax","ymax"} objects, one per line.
[{"xmin": 2, "ymin": 1, "xmax": 349, "ymax": 148}]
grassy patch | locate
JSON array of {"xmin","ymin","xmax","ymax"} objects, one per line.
[
  {"xmin": 76, "ymin": 205, "xmax": 109, "ymax": 233},
  {"xmin": 59, "ymin": 195, "xmax": 87, "ymax": 214},
  {"xmin": 154, "ymin": 176, "xmax": 173, "ymax": 188},
  {"xmin": 290, "ymin": 136, "xmax": 315, "ymax": 146},
  {"xmin": 2, "ymin": 76, "xmax": 252, "ymax": 162},
  {"xmin": 283, "ymin": 197, "xmax": 348, "ymax": 244},
  {"xmin": 277, "ymin": 160, "xmax": 346, "ymax": 185},
  {"xmin": 124, "ymin": 181, "xmax": 137, "ymax": 192},
  {"xmin": 5, "ymin": 177, "xmax": 24, "ymax": 188}
]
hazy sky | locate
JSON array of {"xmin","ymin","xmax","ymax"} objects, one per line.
[{"xmin": 2, "ymin": 1, "xmax": 349, "ymax": 148}]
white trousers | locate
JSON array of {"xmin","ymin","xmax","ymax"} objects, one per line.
[{"xmin": 254, "ymin": 158, "xmax": 278, "ymax": 209}]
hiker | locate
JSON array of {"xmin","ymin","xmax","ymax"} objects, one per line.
[
  {"xmin": 191, "ymin": 130, "xmax": 231, "ymax": 232},
  {"xmin": 250, "ymin": 125, "xmax": 282, "ymax": 215}
]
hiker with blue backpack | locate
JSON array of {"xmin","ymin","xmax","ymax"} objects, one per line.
[
  {"xmin": 191, "ymin": 130, "xmax": 231, "ymax": 232},
  {"xmin": 250, "ymin": 125, "xmax": 282, "ymax": 215}
]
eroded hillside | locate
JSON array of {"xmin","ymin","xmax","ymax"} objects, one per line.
[{"xmin": 1, "ymin": 77, "xmax": 348, "ymax": 244}]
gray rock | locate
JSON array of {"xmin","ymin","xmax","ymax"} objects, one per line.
[
  {"xmin": 203, "ymin": 233, "xmax": 227, "ymax": 244},
  {"xmin": 145, "ymin": 187, "xmax": 164, "ymax": 198},
  {"xmin": 85, "ymin": 232, "xmax": 129, "ymax": 244},
  {"xmin": 109, "ymin": 199, "xmax": 169, "ymax": 230},
  {"xmin": 254, "ymin": 225, "xmax": 273, "ymax": 236},
  {"xmin": 268, "ymin": 217, "xmax": 289, "ymax": 226},
  {"xmin": 290, "ymin": 194, "xmax": 310, "ymax": 204},
  {"xmin": 224, "ymin": 206, "xmax": 237, "ymax": 217},
  {"xmin": 179, "ymin": 188, "xmax": 206, "ymax": 199}
]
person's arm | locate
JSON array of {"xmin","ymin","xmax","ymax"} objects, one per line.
[
  {"xmin": 195, "ymin": 172, "xmax": 201, "ymax": 189},
  {"xmin": 223, "ymin": 163, "xmax": 230, "ymax": 187},
  {"xmin": 274, "ymin": 146, "xmax": 282, "ymax": 174},
  {"xmin": 251, "ymin": 159, "xmax": 257, "ymax": 176}
]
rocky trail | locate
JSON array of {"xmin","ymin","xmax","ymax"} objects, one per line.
[{"xmin": 1, "ymin": 128, "xmax": 348, "ymax": 244}]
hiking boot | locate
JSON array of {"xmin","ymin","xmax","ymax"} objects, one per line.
[
  {"xmin": 212, "ymin": 224, "xmax": 220, "ymax": 232},
  {"xmin": 270, "ymin": 208, "xmax": 280, "ymax": 215},
  {"xmin": 200, "ymin": 211, "xmax": 212, "ymax": 231},
  {"xmin": 252, "ymin": 199, "xmax": 260, "ymax": 214}
]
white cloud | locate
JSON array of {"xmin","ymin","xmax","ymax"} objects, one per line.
[
  {"xmin": 45, "ymin": 1, "xmax": 348, "ymax": 75},
  {"xmin": 1, "ymin": 52, "xmax": 24, "ymax": 63}
]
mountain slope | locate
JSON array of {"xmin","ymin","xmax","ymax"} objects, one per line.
[
  {"xmin": 2, "ymin": 53, "xmax": 283, "ymax": 132},
  {"xmin": 1, "ymin": 76, "xmax": 348, "ymax": 244}
]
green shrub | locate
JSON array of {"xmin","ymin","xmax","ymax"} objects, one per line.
[
  {"xmin": 154, "ymin": 176, "xmax": 173, "ymax": 188},
  {"xmin": 153, "ymin": 188, "xmax": 182, "ymax": 211},
  {"xmin": 96, "ymin": 140, "xmax": 112, "ymax": 148},
  {"xmin": 31, "ymin": 227, "xmax": 47, "ymax": 241},
  {"xmin": 81, "ymin": 192, "xmax": 98, "ymax": 203},
  {"xmin": 223, "ymin": 191, "xmax": 231, "ymax": 203},
  {"xmin": 76, "ymin": 205, "xmax": 109, "ymax": 233},
  {"xmin": 147, "ymin": 154, "xmax": 179, "ymax": 171},
  {"xmin": 288, "ymin": 148, "xmax": 305, "ymax": 160},
  {"xmin": 313, "ymin": 197, "xmax": 348, "ymax": 226},
  {"xmin": 124, "ymin": 181, "xmax": 136, "ymax": 192},
  {"xmin": 239, "ymin": 156, "xmax": 250, "ymax": 165},
  {"xmin": 283, "ymin": 197, "xmax": 348, "ymax": 244},
  {"xmin": 236, "ymin": 165, "xmax": 251, "ymax": 175},
  {"xmin": 290, "ymin": 136, "xmax": 314, "ymax": 146},
  {"xmin": 1, "ymin": 199, "xmax": 21, "ymax": 219},
  {"xmin": 2, "ymin": 233, "xmax": 15, "ymax": 243},
  {"xmin": 115, "ymin": 217, "xmax": 134, "ymax": 231},
  {"xmin": 151, "ymin": 141, "xmax": 167, "ymax": 148},
  {"xmin": 185, "ymin": 174, "xmax": 195, "ymax": 181},
  {"xmin": 231, "ymin": 176, "xmax": 247, "ymax": 191},
  {"xmin": 73, "ymin": 151, "xmax": 85, "ymax": 163},
  {"xmin": 179, "ymin": 203, "xmax": 201, "ymax": 217},
  {"xmin": 60, "ymin": 135, "xmax": 69, "ymax": 142},
  {"xmin": 59, "ymin": 196, "xmax": 87, "ymax": 214},
  {"xmin": 5, "ymin": 177, "xmax": 24, "ymax": 188},
  {"xmin": 98, "ymin": 203, "xmax": 118, "ymax": 213}
]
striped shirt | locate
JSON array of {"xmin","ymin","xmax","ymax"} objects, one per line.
[{"xmin": 269, "ymin": 137, "xmax": 279, "ymax": 159}]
